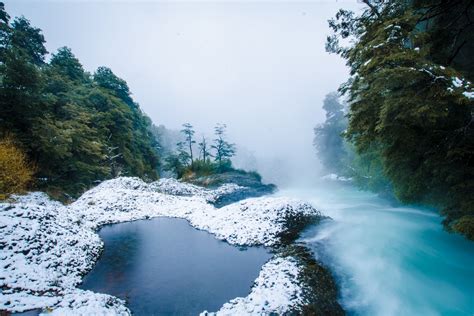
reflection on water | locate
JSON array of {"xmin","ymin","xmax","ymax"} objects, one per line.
[
  {"xmin": 279, "ymin": 182, "xmax": 474, "ymax": 316},
  {"xmin": 81, "ymin": 217, "xmax": 271, "ymax": 315}
]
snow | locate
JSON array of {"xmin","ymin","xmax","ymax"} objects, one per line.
[
  {"xmin": 1, "ymin": 177, "xmax": 319, "ymax": 314},
  {"xmin": 419, "ymin": 68, "xmax": 446, "ymax": 81},
  {"xmin": 448, "ymin": 76, "xmax": 474, "ymax": 100},
  {"xmin": 201, "ymin": 256, "xmax": 303, "ymax": 315},
  {"xmin": 67, "ymin": 177, "xmax": 319, "ymax": 247},
  {"xmin": 45, "ymin": 290, "xmax": 130, "ymax": 316},
  {"xmin": 150, "ymin": 177, "xmax": 246, "ymax": 204},
  {"xmin": 404, "ymin": 70, "xmax": 474, "ymax": 100},
  {"xmin": 372, "ymin": 43, "xmax": 384, "ymax": 49},
  {"xmin": 386, "ymin": 26, "xmax": 401, "ymax": 43},
  {"xmin": 0, "ymin": 192, "xmax": 106, "ymax": 313},
  {"xmin": 463, "ymin": 91, "xmax": 474, "ymax": 99},
  {"xmin": 452, "ymin": 76, "xmax": 464, "ymax": 88}
]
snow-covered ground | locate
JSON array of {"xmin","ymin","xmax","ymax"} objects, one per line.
[
  {"xmin": 201, "ymin": 256, "xmax": 304, "ymax": 315},
  {"xmin": 150, "ymin": 177, "xmax": 246, "ymax": 204},
  {"xmin": 0, "ymin": 177, "xmax": 320, "ymax": 315}
]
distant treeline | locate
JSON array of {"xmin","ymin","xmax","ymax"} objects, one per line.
[
  {"xmin": 156, "ymin": 122, "xmax": 237, "ymax": 179},
  {"xmin": 315, "ymin": 1, "xmax": 474, "ymax": 240},
  {"xmin": 0, "ymin": 3, "xmax": 158, "ymax": 197}
]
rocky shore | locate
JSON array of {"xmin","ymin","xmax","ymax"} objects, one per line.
[{"xmin": 0, "ymin": 177, "xmax": 343, "ymax": 315}]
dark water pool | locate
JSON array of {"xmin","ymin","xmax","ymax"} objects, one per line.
[{"xmin": 81, "ymin": 217, "xmax": 271, "ymax": 315}]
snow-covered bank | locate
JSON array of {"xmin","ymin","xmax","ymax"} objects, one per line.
[
  {"xmin": 151, "ymin": 177, "xmax": 247, "ymax": 205},
  {"xmin": 201, "ymin": 256, "xmax": 303, "ymax": 315},
  {"xmin": 70, "ymin": 177, "xmax": 319, "ymax": 247},
  {"xmin": 1, "ymin": 177, "xmax": 322, "ymax": 314},
  {"xmin": 0, "ymin": 192, "xmax": 128, "ymax": 314}
]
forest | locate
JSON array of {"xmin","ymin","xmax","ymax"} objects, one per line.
[
  {"xmin": 0, "ymin": 4, "xmax": 159, "ymax": 197},
  {"xmin": 314, "ymin": 0, "xmax": 474, "ymax": 240},
  {"xmin": 0, "ymin": 2, "xmax": 251, "ymax": 200}
]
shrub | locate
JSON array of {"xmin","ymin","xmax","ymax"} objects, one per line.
[
  {"xmin": 0, "ymin": 136, "xmax": 35, "ymax": 198},
  {"xmin": 190, "ymin": 159, "xmax": 216, "ymax": 176},
  {"xmin": 452, "ymin": 216, "xmax": 474, "ymax": 241}
]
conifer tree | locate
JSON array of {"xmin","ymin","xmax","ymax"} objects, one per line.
[
  {"xmin": 211, "ymin": 123, "xmax": 236, "ymax": 169},
  {"xmin": 326, "ymin": 0, "xmax": 474, "ymax": 239},
  {"xmin": 313, "ymin": 92, "xmax": 347, "ymax": 173},
  {"xmin": 180, "ymin": 123, "xmax": 196, "ymax": 164}
]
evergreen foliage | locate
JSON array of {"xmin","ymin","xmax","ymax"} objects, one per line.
[
  {"xmin": 314, "ymin": 92, "xmax": 393, "ymax": 198},
  {"xmin": 327, "ymin": 0, "xmax": 474, "ymax": 239},
  {"xmin": 211, "ymin": 123, "xmax": 236, "ymax": 170},
  {"xmin": 313, "ymin": 92, "xmax": 349, "ymax": 174},
  {"xmin": 163, "ymin": 122, "xmax": 237, "ymax": 179},
  {"xmin": 180, "ymin": 123, "xmax": 196, "ymax": 164},
  {"xmin": 0, "ymin": 4, "xmax": 159, "ymax": 196}
]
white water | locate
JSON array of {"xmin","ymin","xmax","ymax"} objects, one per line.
[{"xmin": 278, "ymin": 181, "xmax": 474, "ymax": 316}]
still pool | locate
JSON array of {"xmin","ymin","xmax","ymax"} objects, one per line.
[{"xmin": 81, "ymin": 217, "xmax": 272, "ymax": 315}]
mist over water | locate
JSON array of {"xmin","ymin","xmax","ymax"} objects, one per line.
[
  {"xmin": 278, "ymin": 182, "xmax": 474, "ymax": 316},
  {"xmin": 5, "ymin": 1, "xmax": 361, "ymax": 185}
]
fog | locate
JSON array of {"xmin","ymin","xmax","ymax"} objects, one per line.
[{"xmin": 7, "ymin": 0, "xmax": 361, "ymax": 186}]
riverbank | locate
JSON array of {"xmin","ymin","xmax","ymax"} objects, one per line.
[
  {"xmin": 1, "ymin": 177, "xmax": 342, "ymax": 315},
  {"xmin": 279, "ymin": 181, "xmax": 474, "ymax": 316}
]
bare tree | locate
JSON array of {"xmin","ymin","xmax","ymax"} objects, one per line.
[{"xmin": 198, "ymin": 136, "xmax": 211, "ymax": 162}]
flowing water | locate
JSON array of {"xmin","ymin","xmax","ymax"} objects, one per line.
[
  {"xmin": 81, "ymin": 217, "xmax": 271, "ymax": 315},
  {"xmin": 278, "ymin": 181, "xmax": 474, "ymax": 316}
]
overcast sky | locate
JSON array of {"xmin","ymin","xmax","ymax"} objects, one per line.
[{"xmin": 6, "ymin": 0, "xmax": 361, "ymax": 184}]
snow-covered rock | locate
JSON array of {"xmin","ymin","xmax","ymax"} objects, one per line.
[
  {"xmin": 191, "ymin": 197, "xmax": 319, "ymax": 246},
  {"xmin": 0, "ymin": 177, "xmax": 320, "ymax": 314},
  {"xmin": 0, "ymin": 192, "xmax": 101, "ymax": 293},
  {"xmin": 150, "ymin": 177, "xmax": 245, "ymax": 204},
  {"xmin": 43, "ymin": 290, "xmax": 130, "ymax": 316},
  {"xmin": 201, "ymin": 256, "xmax": 304, "ymax": 315},
  {"xmin": 69, "ymin": 177, "xmax": 319, "ymax": 247}
]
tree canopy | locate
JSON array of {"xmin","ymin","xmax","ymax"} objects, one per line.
[
  {"xmin": 326, "ymin": 0, "xmax": 474, "ymax": 239},
  {"xmin": 313, "ymin": 92, "xmax": 348, "ymax": 174},
  {"xmin": 0, "ymin": 4, "xmax": 159, "ymax": 197}
]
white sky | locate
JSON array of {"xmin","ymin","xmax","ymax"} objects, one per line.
[{"xmin": 6, "ymin": 0, "xmax": 362, "ymax": 184}]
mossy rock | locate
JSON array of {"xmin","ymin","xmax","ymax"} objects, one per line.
[{"xmin": 278, "ymin": 245, "xmax": 345, "ymax": 316}]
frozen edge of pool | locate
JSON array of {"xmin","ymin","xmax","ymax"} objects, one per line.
[{"xmin": 0, "ymin": 177, "xmax": 319, "ymax": 315}]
